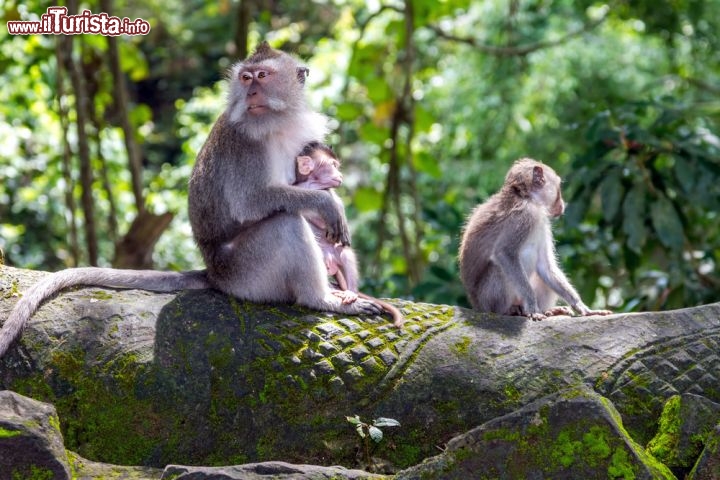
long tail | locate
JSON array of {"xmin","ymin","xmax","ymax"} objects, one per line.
[
  {"xmin": 358, "ymin": 293, "xmax": 404, "ymax": 328},
  {"xmin": 0, "ymin": 267, "xmax": 209, "ymax": 357}
]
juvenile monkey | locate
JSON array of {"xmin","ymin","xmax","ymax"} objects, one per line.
[
  {"xmin": 294, "ymin": 142, "xmax": 404, "ymax": 327},
  {"xmin": 0, "ymin": 42, "xmax": 380, "ymax": 358},
  {"xmin": 459, "ymin": 158, "xmax": 612, "ymax": 321}
]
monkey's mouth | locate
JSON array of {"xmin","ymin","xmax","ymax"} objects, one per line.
[{"xmin": 247, "ymin": 104, "xmax": 269, "ymax": 113}]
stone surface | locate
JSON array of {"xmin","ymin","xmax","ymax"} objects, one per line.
[
  {"xmin": 394, "ymin": 386, "xmax": 674, "ymax": 480},
  {"xmin": 0, "ymin": 389, "xmax": 70, "ymax": 480},
  {"xmin": 68, "ymin": 451, "xmax": 164, "ymax": 479},
  {"xmin": 2, "ymin": 266, "xmax": 720, "ymax": 476},
  {"xmin": 162, "ymin": 462, "xmax": 388, "ymax": 479}
]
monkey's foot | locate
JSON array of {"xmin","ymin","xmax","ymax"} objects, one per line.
[
  {"xmin": 528, "ymin": 313, "xmax": 547, "ymax": 321},
  {"xmin": 544, "ymin": 306, "xmax": 574, "ymax": 317},
  {"xmin": 331, "ymin": 289, "xmax": 359, "ymax": 304},
  {"xmin": 319, "ymin": 294, "xmax": 383, "ymax": 316},
  {"xmin": 575, "ymin": 303, "xmax": 613, "ymax": 317}
]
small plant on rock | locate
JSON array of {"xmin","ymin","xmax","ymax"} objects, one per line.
[{"xmin": 346, "ymin": 414, "xmax": 400, "ymax": 472}]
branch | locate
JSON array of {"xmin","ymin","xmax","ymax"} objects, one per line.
[
  {"xmin": 101, "ymin": 0, "xmax": 145, "ymax": 213},
  {"xmin": 64, "ymin": 0, "xmax": 98, "ymax": 265},
  {"xmin": 428, "ymin": 14, "xmax": 607, "ymax": 57}
]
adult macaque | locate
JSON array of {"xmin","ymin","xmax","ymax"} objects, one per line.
[
  {"xmin": 0, "ymin": 42, "xmax": 380, "ymax": 358},
  {"xmin": 294, "ymin": 142, "xmax": 404, "ymax": 327},
  {"xmin": 459, "ymin": 158, "xmax": 612, "ymax": 321}
]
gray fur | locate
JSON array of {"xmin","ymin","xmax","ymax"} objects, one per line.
[
  {"xmin": 459, "ymin": 158, "xmax": 611, "ymax": 320},
  {"xmin": 188, "ymin": 44, "xmax": 381, "ymax": 317},
  {"xmin": 0, "ymin": 44, "xmax": 381, "ymax": 358},
  {"xmin": 293, "ymin": 145, "xmax": 404, "ymax": 327}
]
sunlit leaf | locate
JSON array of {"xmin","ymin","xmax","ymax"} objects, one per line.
[
  {"xmin": 368, "ymin": 426, "xmax": 383, "ymax": 443},
  {"xmin": 336, "ymin": 102, "xmax": 363, "ymax": 121},
  {"xmin": 414, "ymin": 152, "xmax": 442, "ymax": 178},
  {"xmin": 353, "ymin": 187, "xmax": 383, "ymax": 212}
]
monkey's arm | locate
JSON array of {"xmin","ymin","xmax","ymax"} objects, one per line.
[
  {"xmin": 239, "ymin": 184, "xmax": 350, "ymax": 246},
  {"xmin": 536, "ymin": 231, "xmax": 611, "ymax": 317},
  {"xmin": 337, "ymin": 247, "xmax": 359, "ymax": 292},
  {"xmin": 536, "ymin": 240, "xmax": 585, "ymax": 313}
]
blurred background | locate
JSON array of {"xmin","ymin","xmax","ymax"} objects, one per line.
[{"xmin": 1, "ymin": 0, "xmax": 719, "ymax": 312}]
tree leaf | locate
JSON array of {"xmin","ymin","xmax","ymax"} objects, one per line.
[
  {"xmin": 373, "ymin": 417, "xmax": 401, "ymax": 428},
  {"xmin": 368, "ymin": 426, "xmax": 383, "ymax": 443},
  {"xmin": 672, "ymin": 154, "xmax": 696, "ymax": 194},
  {"xmin": 621, "ymin": 184, "xmax": 647, "ymax": 254},
  {"xmin": 353, "ymin": 187, "xmax": 383, "ymax": 212},
  {"xmin": 346, "ymin": 415, "xmax": 361, "ymax": 425},
  {"xmin": 600, "ymin": 169, "xmax": 624, "ymax": 222},
  {"xmin": 650, "ymin": 196, "xmax": 684, "ymax": 251},
  {"xmin": 564, "ymin": 192, "xmax": 591, "ymax": 227},
  {"xmin": 414, "ymin": 152, "xmax": 442, "ymax": 178}
]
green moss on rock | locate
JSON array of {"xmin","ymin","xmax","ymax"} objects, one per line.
[
  {"xmin": 647, "ymin": 395, "xmax": 682, "ymax": 466},
  {"xmin": 0, "ymin": 426, "xmax": 21, "ymax": 438}
]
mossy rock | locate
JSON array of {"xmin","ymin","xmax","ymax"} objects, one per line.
[
  {"xmin": 2, "ymin": 266, "xmax": 720, "ymax": 473},
  {"xmin": 647, "ymin": 394, "xmax": 720, "ymax": 476},
  {"xmin": 395, "ymin": 386, "xmax": 675, "ymax": 480}
]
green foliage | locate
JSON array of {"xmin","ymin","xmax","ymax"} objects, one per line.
[
  {"xmin": 1, "ymin": 0, "xmax": 719, "ymax": 311},
  {"xmin": 346, "ymin": 414, "xmax": 401, "ymax": 471},
  {"xmin": 566, "ymin": 100, "xmax": 720, "ymax": 310}
]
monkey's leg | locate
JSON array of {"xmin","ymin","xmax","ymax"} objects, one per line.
[
  {"xmin": 217, "ymin": 214, "xmax": 380, "ymax": 316},
  {"xmin": 531, "ymin": 276, "xmax": 567, "ymax": 316},
  {"xmin": 472, "ymin": 264, "xmax": 515, "ymax": 315},
  {"xmin": 291, "ymin": 240, "xmax": 381, "ymax": 316},
  {"xmin": 330, "ymin": 269, "xmax": 359, "ymax": 304}
]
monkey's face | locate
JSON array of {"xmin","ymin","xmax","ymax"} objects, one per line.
[
  {"xmin": 521, "ymin": 162, "xmax": 565, "ymax": 218},
  {"xmin": 227, "ymin": 51, "xmax": 309, "ymax": 126},
  {"xmin": 537, "ymin": 169, "xmax": 565, "ymax": 218},
  {"xmin": 304, "ymin": 152, "xmax": 343, "ymax": 190}
]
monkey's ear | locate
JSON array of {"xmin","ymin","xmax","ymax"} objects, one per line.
[
  {"xmin": 532, "ymin": 165, "xmax": 546, "ymax": 187},
  {"xmin": 296, "ymin": 155, "xmax": 315, "ymax": 175},
  {"xmin": 297, "ymin": 67, "xmax": 309, "ymax": 84}
]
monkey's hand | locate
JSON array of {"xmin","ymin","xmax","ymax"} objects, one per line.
[
  {"xmin": 331, "ymin": 289, "xmax": 359, "ymax": 304},
  {"xmin": 544, "ymin": 306, "xmax": 574, "ymax": 317},
  {"xmin": 318, "ymin": 190, "xmax": 351, "ymax": 246},
  {"xmin": 574, "ymin": 303, "xmax": 613, "ymax": 317},
  {"xmin": 528, "ymin": 312, "xmax": 547, "ymax": 321}
]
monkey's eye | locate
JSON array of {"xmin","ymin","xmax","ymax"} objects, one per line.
[
  {"xmin": 240, "ymin": 72, "xmax": 253, "ymax": 83},
  {"xmin": 257, "ymin": 70, "xmax": 268, "ymax": 79}
]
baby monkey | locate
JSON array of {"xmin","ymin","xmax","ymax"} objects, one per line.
[
  {"xmin": 459, "ymin": 158, "xmax": 612, "ymax": 321},
  {"xmin": 294, "ymin": 142, "xmax": 404, "ymax": 327}
]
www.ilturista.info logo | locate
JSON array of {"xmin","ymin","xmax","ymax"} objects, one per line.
[{"xmin": 7, "ymin": 7, "xmax": 150, "ymax": 36}]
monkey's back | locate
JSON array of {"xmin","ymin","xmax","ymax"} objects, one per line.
[
  {"xmin": 459, "ymin": 192, "xmax": 535, "ymax": 305},
  {"xmin": 188, "ymin": 113, "xmax": 267, "ymax": 274}
]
